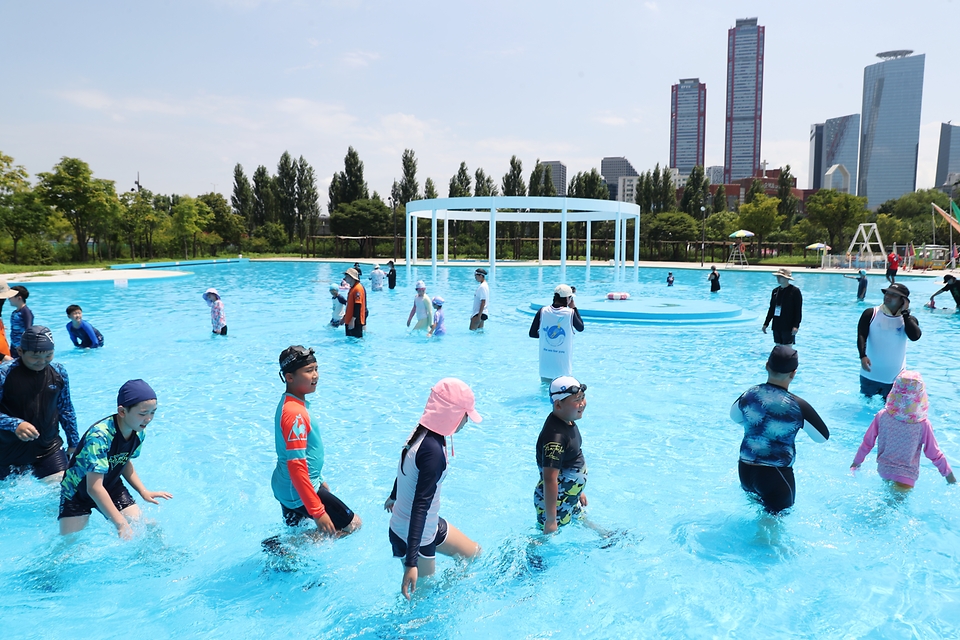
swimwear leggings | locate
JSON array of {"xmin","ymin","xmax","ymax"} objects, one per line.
[{"xmin": 738, "ymin": 461, "xmax": 795, "ymax": 514}]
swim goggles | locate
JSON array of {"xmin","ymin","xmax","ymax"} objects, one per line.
[
  {"xmin": 550, "ymin": 383, "xmax": 587, "ymax": 399},
  {"xmin": 279, "ymin": 346, "xmax": 316, "ymax": 378}
]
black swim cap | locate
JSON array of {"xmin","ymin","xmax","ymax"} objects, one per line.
[{"xmin": 279, "ymin": 345, "xmax": 316, "ymax": 378}]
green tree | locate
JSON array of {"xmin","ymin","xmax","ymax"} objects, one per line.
[
  {"xmin": 680, "ymin": 165, "xmax": 710, "ymax": 217},
  {"xmin": 424, "ymin": 178, "xmax": 438, "ymax": 200},
  {"xmin": 541, "ymin": 165, "xmax": 557, "ymax": 197},
  {"xmin": 0, "ymin": 152, "xmax": 29, "ymax": 196},
  {"xmin": 737, "ymin": 193, "xmax": 784, "ymax": 248},
  {"xmin": 777, "ymin": 165, "xmax": 800, "ymax": 225},
  {"xmin": 330, "ymin": 198, "xmax": 392, "ymax": 250},
  {"xmin": 568, "ymin": 169, "xmax": 608, "ymax": 199},
  {"xmin": 399, "ymin": 149, "xmax": 420, "ymax": 205},
  {"xmin": 255, "ymin": 221, "xmax": 288, "ymax": 252},
  {"xmin": 874, "ymin": 213, "xmax": 909, "ymax": 246},
  {"xmin": 704, "ymin": 209, "xmax": 740, "ymax": 241},
  {"xmin": 449, "ymin": 162, "xmax": 471, "ymax": 197},
  {"xmin": 0, "ymin": 189, "xmax": 51, "ymax": 263},
  {"xmin": 275, "ymin": 151, "xmax": 298, "ymax": 241},
  {"xmin": 119, "ymin": 188, "xmax": 152, "ymax": 260},
  {"xmin": 231, "ymin": 163, "xmax": 254, "ymax": 233},
  {"xmin": 646, "ymin": 211, "xmax": 699, "ymax": 241},
  {"xmin": 635, "ymin": 172, "xmax": 653, "ymax": 214},
  {"xmin": 199, "ymin": 192, "xmax": 244, "ymax": 252},
  {"xmin": 744, "ymin": 178, "xmax": 764, "ymax": 205},
  {"xmin": 36, "ymin": 157, "xmax": 119, "ymax": 262},
  {"xmin": 528, "ymin": 160, "xmax": 544, "ymax": 197},
  {"xmin": 501, "ymin": 156, "xmax": 526, "ymax": 196},
  {"xmin": 804, "ymin": 190, "xmax": 868, "ymax": 250},
  {"xmin": 171, "ymin": 196, "xmax": 213, "ymax": 258},
  {"xmin": 296, "ymin": 156, "xmax": 320, "ymax": 242},
  {"xmin": 658, "ymin": 167, "xmax": 677, "ymax": 212},
  {"xmin": 329, "ymin": 147, "xmax": 369, "ymax": 214},
  {"xmin": 474, "ymin": 168, "xmax": 498, "ymax": 196},
  {"xmin": 252, "ymin": 165, "xmax": 277, "ymax": 227},
  {"xmin": 713, "ymin": 184, "xmax": 727, "ymax": 213}
]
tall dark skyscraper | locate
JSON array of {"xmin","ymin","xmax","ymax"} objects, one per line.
[
  {"xmin": 809, "ymin": 123, "xmax": 824, "ymax": 189},
  {"xmin": 670, "ymin": 78, "xmax": 706, "ymax": 174},
  {"xmin": 858, "ymin": 51, "xmax": 924, "ymax": 208},
  {"xmin": 936, "ymin": 123, "xmax": 960, "ymax": 190},
  {"xmin": 600, "ymin": 157, "xmax": 639, "ymax": 201},
  {"xmin": 724, "ymin": 17, "xmax": 764, "ymax": 184}
]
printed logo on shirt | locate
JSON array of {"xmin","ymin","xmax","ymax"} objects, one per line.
[
  {"xmin": 543, "ymin": 442, "xmax": 563, "ymax": 461},
  {"xmin": 108, "ymin": 453, "xmax": 131, "ymax": 467},
  {"xmin": 287, "ymin": 413, "xmax": 308, "ymax": 442},
  {"xmin": 544, "ymin": 324, "xmax": 566, "ymax": 347}
]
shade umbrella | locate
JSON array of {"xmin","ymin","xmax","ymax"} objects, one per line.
[
  {"xmin": 806, "ymin": 242, "xmax": 831, "ymax": 250},
  {"xmin": 729, "ymin": 229, "xmax": 755, "ymax": 238}
]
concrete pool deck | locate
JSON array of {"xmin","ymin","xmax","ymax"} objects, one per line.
[{"xmin": 1, "ymin": 267, "xmax": 192, "ymax": 284}]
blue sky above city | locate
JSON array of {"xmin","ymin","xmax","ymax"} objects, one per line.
[{"xmin": 2, "ymin": 0, "xmax": 957, "ymax": 200}]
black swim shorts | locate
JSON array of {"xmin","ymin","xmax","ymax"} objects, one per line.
[
  {"xmin": 281, "ymin": 486, "xmax": 355, "ymax": 530},
  {"xmin": 389, "ymin": 517, "xmax": 449, "ymax": 561},
  {"xmin": 58, "ymin": 482, "xmax": 136, "ymax": 519}
]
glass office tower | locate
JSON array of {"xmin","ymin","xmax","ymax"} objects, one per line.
[
  {"xmin": 670, "ymin": 78, "xmax": 706, "ymax": 174},
  {"xmin": 858, "ymin": 51, "xmax": 924, "ymax": 208},
  {"xmin": 936, "ymin": 123, "xmax": 960, "ymax": 190},
  {"xmin": 724, "ymin": 17, "xmax": 764, "ymax": 184},
  {"xmin": 823, "ymin": 114, "xmax": 860, "ymax": 192}
]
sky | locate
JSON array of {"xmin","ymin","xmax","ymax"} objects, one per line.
[{"xmin": 2, "ymin": 0, "xmax": 958, "ymax": 203}]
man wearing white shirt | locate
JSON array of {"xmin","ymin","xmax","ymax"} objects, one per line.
[{"xmin": 469, "ymin": 268, "xmax": 489, "ymax": 331}]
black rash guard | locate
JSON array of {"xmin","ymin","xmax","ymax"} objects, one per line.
[{"xmin": 0, "ymin": 363, "xmax": 68, "ymax": 464}]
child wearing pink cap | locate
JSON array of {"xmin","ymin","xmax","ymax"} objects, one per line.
[
  {"xmin": 851, "ymin": 371, "xmax": 956, "ymax": 490},
  {"xmin": 202, "ymin": 288, "xmax": 227, "ymax": 336},
  {"xmin": 384, "ymin": 378, "xmax": 482, "ymax": 600}
]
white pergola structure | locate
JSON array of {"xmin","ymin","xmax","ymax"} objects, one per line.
[{"xmin": 405, "ymin": 196, "xmax": 642, "ymax": 283}]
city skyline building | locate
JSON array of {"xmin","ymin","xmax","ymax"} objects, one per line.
[
  {"xmin": 823, "ymin": 114, "xmax": 860, "ymax": 193},
  {"xmin": 809, "ymin": 123, "xmax": 824, "ymax": 189},
  {"xmin": 540, "ymin": 160, "xmax": 567, "ymax": 196},
  {"xmin": 858, "ymin": 51, "xmax": 925, "ymax": 208},
  {"xmin": 705, "ymin": 165, "xmax": 725, "ymax": 185},
  {"xmin": 601, "ymin": 156, "xmax": 639, "ymax": 200},
  {"xmin": 670, "ymin": 78, "xmax": 706, "ymax": 174},
  {"xmin": 724, "ymin": 17, "xmax": 765, "ymax": 184},
  {"xmin": 936, "ymin": 123, "xmax": 960, "ymax": 191}
]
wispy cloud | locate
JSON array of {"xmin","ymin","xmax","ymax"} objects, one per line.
[
  {"xmin": 340, "ymin": 51, "xmax": 380, "ymax": 68},
  {"xmin": 596, "ymin": 115, "xmax": 627, "ymax": 126},
  {"xmin": 644, "ymin": 2, "xmax": 659, "ymax": 12}
]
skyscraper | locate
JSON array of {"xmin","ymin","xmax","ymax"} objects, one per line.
[
  {"xmin": 935, "ymin": 123, "xmax": 960, "ymax": 190},
  {"xmin": 540, "ymin": 161, "xmax": 567, "ymax": 196},
  {"xmin": 858, "ymin": 51, "xmax": 924, "ymax": 208},
  {"xmin": 823, "ymin": 114, "xmax": 860, "ymax": 193},
  {"xmin": 670, "ymin": 78, "xmax": 706, "ymax": 174},
  {"xmin": 724, "ymin": 17, "xmax": 764, "ymax": 184},
  {"xmin": 809, "ymin": 123, "xmax": 824, "ymax": 189},
  {"xmin": 601, "ymin": 157, "xmax": 639, "ymax": 200}
]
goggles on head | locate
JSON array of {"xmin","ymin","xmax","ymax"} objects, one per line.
[
  {"xmin": 550, "ymin": 383, "xmax": 587, "ymax": 400},
  {"xmin": 279, "ymin": 346, "xmax": 316, "ymax": 379}
]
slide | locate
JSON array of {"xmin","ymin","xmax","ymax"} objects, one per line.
[{"xmin": 932, "ymin": 203, "xmax": 960, "ymax": 235}]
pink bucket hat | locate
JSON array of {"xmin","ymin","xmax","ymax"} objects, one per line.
[
  {"xmin": 885, "ymin": 370, "xmax": 928, "ymax": 423},
  {"xmin": 419, "ymin": 378, "xmax": 482, "ymax": 436},
  {"xmin": 202, "ymin": 287, "xmax": 220, "ymax": 300}
]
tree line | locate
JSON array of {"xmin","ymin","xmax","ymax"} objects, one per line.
[{"xmin": 0, "ymin": 146, "xmax": 953, "ymax": 265}]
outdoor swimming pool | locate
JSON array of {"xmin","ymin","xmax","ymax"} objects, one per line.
[{"xmin": 3, "ymin": 261, "xmax": 959, "ymax": 638}]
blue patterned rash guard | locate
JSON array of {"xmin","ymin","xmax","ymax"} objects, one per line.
[
  {"xmin": 731, "ymin": 383, "xmax": 829, "ymax": 467},
  {"xmin": 61, "ymin": 416, "xmax": 143, "ymax": 501},
  {"xmin": 9, "ymin": 306, "xmax": 34, "ymax": 350}
]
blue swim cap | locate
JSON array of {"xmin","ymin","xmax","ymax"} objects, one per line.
[{"xmin": 118, "ymin": 379, "xmax": 157, "ymax": 408}]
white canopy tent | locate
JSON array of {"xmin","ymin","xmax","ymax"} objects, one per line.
[{"xmin": 405, "ymin": 196, "xmax": 642, "ymax": 283}]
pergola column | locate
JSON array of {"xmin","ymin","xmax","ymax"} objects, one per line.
[
  {"xmin": 488, "ymin": 203, "xmax": 496, "ymax": 280},
  {"xmin": 411, "ymin": 212, "xmax": 418, "ymax": 266},
  {"xmin": 538, "ymin": 219, "xmax": 544, "ymax": 265},
  {"xmin": 586, "ymin": 219, "xmax": 592, "ymax": 269},
  {"xmin": 430, "ymin": 209, "xmax": 438, "ymax": 278},
  {"xmin": 560, "ymin": 205, "xmax": 568, "ymax": 283},
  {"xmin": 614, "ymin": 209, "xmax": 622, "ymax": 284},
  {"xmin": 633, "ymin": 213, "xmax": 640, "ymax": 281},
  {"xmin": 404, "ymin": 205, "xmax": 411, "ymax": 269},
  {"xmin": 443, "ymin": 211, "xmax": 449, "ymax": 264}
]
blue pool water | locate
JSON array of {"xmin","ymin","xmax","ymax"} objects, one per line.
[{"xmin": 3, "ymin": 262, "xmax": 960, "ymax": 638}]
